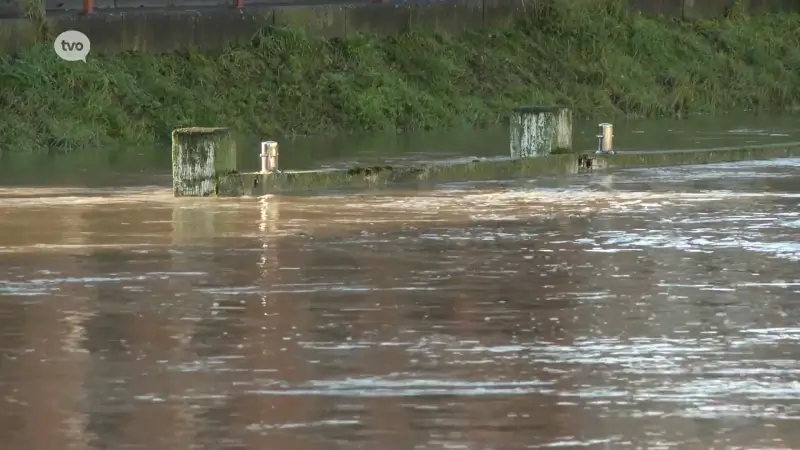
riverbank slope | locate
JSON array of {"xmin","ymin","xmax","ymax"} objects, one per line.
[{"xmin": 2, "ymin": 0, "xmax": 800, "ymax": 154}]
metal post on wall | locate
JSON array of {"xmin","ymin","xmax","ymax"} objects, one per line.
[{"xmin": 82, "ymin": 0, "xmax": 94, "ymax": 14}]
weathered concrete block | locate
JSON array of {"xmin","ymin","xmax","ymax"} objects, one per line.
[
  {"xmin": 30, "ymin": 9, "xmax": 274, "ymax": 54},
  {"xmin": 172, "ymin": 127, "xmax": 237, "ymax": 197},
  {"xmin": 120, "ymin": 11, "xmax": 198, "ymax": 53},
  {"xmin": 193, "ymin": 9, "xmax": 273, "ymax": 50},
  {"xmin": 409, "ymin": 0, "xmax": 482, "ymax": 34},
  {"xmin": 510, "ymin": 106, "xmax": 572, "ymax": 159},
  {"xmin": 273, "ymin": 5, "xmax": 346, "ymax": 38},
  {"xmin": 0, "ymin": 1, "xmax": 16, "ymax": 18},
  {"xmin": 3, "ymin": 0, "xmax": 787, "ymax": 56},
  {"xmin": 481, "ymin": 0, "xmax": 524, "ymax": 28},
  {"xmin": 0, "ymin": 18, "xmax": 39, "ymax": 52},
  {"xmin": 681, "ymin": 0, "xmax": 731, "ymax": 19},
  {"xmin": 48, "ymin": 14, "xmax": 126, "ymax": 53},
  {"xmin": 118, "ymin": 10, "xmax": 267, "ymax": 53},
  {"xmin": 627, "ymin": 0, "xmax": 682, "ymax": 17},
  {"xmin": 747, "ymin": 0, "xmax": 800, "ymax": 13},
  {"xmin": 346, "ymin": 4, "xmax": 412, "ymax": 35}
]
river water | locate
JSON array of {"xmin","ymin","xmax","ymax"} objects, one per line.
[
  {"xmin": 2, "ymin": 113, "xmax": 800, "ymax": 186},
  {"xmin": 0, "ymin": 116, "xmax": 799, "ymax": 449}
]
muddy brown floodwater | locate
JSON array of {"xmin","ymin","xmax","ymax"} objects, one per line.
[{"xmin": 0, "ymin": 158, "xmax": 799, "ymax": 450}]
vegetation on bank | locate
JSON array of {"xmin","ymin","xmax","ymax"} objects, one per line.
[{"xmin": 1, "ymin": 0, "xmax": 800, "ymax": 153}]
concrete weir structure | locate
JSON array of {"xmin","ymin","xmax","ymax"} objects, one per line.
[
  {"xmin": 510, "ymin": 106, "xmax": 572, "ymax": 158},
  {"xmin": 171, "ymin": 127, "xmax": 237, "ymax": 196},
  {"xmin": 170, "ymin": 107, "xmax": 800, "ymax": 197}
]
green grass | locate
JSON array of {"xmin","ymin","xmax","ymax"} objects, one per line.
[{"xmin": 2, "ymin": 0, "xmax": 800, "ymax": 154}]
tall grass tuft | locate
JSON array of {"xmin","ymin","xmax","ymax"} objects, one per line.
[
  {"xmin": 2, "ymin": 0, "xmax": 800, "ymax": 153},
  {"xmin": 20, "ymin": 0, "xmax": 50, "ymax": 41}
]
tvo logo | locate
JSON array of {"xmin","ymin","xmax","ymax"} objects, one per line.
[{"xmin": 53, "ymin": 30, "xmax": 91, "ymax": 62}]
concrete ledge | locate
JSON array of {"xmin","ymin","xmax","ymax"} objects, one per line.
[
  {"xmin": 214, "ymin": 143, "xmax": 800, "ymax": 196},
  {"xmin": 681, "ymin": 0, "xmax": 732, "ymax": 20},
  {"xmin": 2, "ymin": 0, "xmax": 796, "ymax": 54},
  {"xmin": 628, "ymin": 0, "xmax": 683, "ymax": 17},
  {"xmin": 346, "ymin": 3, "xmax": 412, "ymax": 35},
  {"xmin": 0, "ymin": 0, "xmax": 19, "ymax": 18},
  {"xmin": 0, "ymin": 1, "xmax": 491, "ymax": 54},
  {"xmin": 274, "ymin": 4, "xmax": 345, "ymax": 37},
  {"xmin": 194, "ymin": 9, "xmax": 273, "ymax": 49},
  {"xmin": 481, "ymin": 0, "xmax": 526, "ymax": 28},
  {"xmin": 747, "ymin": 0, "xmax": 799, "ymax": 13},
  {"xmin": 43, "ymin": 9, "xmax": 274, "ymax": 53},
  {"xmin": 0, "ymin": 18, "xmax": 39, "ymax": 52},
  {"xmin": 409, "ymin": 0, "xmax": 483, "ymax": 34}
]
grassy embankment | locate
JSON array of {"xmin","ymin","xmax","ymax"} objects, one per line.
[{"xmin": 1, "ymin": 0, "xmax": 800, "ymax": 154}]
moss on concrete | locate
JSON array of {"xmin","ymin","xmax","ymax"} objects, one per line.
[
  {"xmin": 215, "ymin": 143, "xmax": 800, "ymax": 195},
  {"xmin": 217, "ymin": 143, "xmax": 800, "ymax": 197},
  {"xmin": 171, "ymin": 127, "xmax": 237, "ymax": 196}
]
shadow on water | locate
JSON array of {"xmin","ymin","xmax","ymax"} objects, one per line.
[{"xmin": 2, "ymin": 113, "xmax": 800, "ymax": 187}]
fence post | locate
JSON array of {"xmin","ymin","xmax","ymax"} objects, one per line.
[{"xmin": 82, "ymin": 0, "xmax": 94, "ymax": 14}]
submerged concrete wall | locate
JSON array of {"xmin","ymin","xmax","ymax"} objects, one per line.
[{"xmin": 0, "ymin": 0, "xmax": 798, "ymax": 54}]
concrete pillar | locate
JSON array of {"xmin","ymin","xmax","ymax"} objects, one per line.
[
  {"xmin": 171, "ymin": 127, "xmax": 237, "ymax": 197},
  {"xmin": 510, "ymin": 106, "xmax": 572, "ymax": 158},
  {"xmin": 260, "ymin": 141, "xmax": 279, "ymax": 174}
]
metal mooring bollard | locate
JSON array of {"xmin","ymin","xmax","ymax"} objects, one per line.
[
  {"xmin": 260, "ymin": 141, "xmax": 279, "ymax": 173},
  {"xmin": 596, "ymin": 123, "xmax": 616, "ymax": 154}
]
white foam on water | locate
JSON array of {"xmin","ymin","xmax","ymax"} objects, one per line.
[
  {"xmin": 244, "ymin": 383, "xmax": 549, "ymax": 397},
  {"xmin": 336, "ymin": 188, "xmax": 800, "ymax": 217},
  {"xmin": 531, "ymin": 438, "xmax": 618, "ymax": 448},
  {"xmin": 586, "ymin": 231, "xmax": 800, "ymax": 261},
  {"xmin": 245, "ymin": 419, "xmax": 360, "ymax": 431},
  {"xmin": 307, "ymin": 377, "xmax": 551, "ymax": 389},
  {"xmin": 726, "ymin": 129, "xmax": 794, "ymax": 138},
  {"xmin": 614, "ymin": 157, "xmax": 800, "ymax": 182},
  {"xmin": 296, "ymin": 182, "xmax": 800, "ymax": 231},
  {"xmin": 0, "ymin": 270, "xmax": 207, "ymax": 296},
  {"xmin": 0, "ymin": 186, "xmax": 177, "ymax": 206}
]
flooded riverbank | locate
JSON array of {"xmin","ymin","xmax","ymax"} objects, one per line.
[
  {"xmin": 0, "ymin": 156, "xmax": 798, "ymax": 449},
  {"xmin": 3, "ymin": 113, "xmax": 800, "ymax": 188}
]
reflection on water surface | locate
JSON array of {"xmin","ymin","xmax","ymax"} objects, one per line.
[{"xmin": 0, "ymin": 158, "xmax": 798, "ymax": 449}]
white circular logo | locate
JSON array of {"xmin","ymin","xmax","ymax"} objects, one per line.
[{"xmin": 53, "ymin": 30, "xmax": 91, "ymax": 62}]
